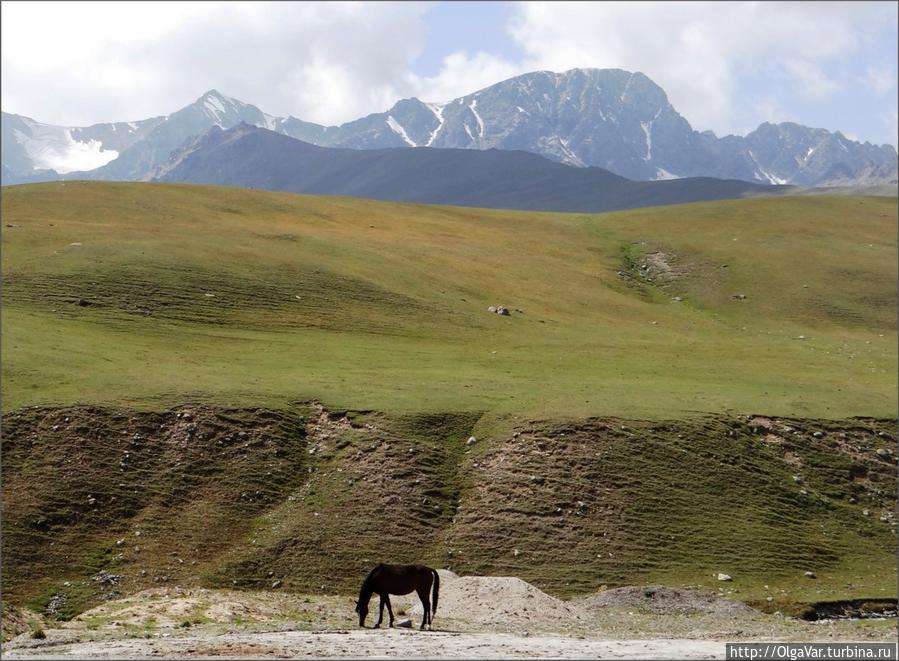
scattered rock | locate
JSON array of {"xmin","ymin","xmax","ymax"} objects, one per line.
[
  {"xmin": 804, "ymin": 571, "xmax": 817, "ymax": 579},
  {"xmin": 732, "ymin": 294, "xmax": 747, "ymax": 300},
  {"xmin": 812, "ymin": 431, "xmax": 824, "ymax": 438},
  {"xmin": 792, "ymin": 475, "xmax": 803, "ymax": 484},
  {"xmin": 717, "ymin": 573, "xmax": 733, "ymax": 582},
  {"xmin": 466, "ymin": 436, "xmax": 477, "ymax": 446},
  {"xmin": 496, "ymin": 306, "xmax": 510, "ymax": 316},
  {"xmin": 271, "ymin": 580, "xmax": 282, "ymax": 589},
  {"xmin": 77, "ymin": 299, "xmax": 91, "ymax": 307},
  {"xmin": 672, "ymin": 296, "xmax": 683, "ymax": 302},
  {"xmin": 487, "ymin": 306, "xmax": 497, "ymax": 313},
  {"xmin": 94, "ymin": 571, "xmax": 122, "ymax": 586},
  {"xmin": 45, "ymin": 594, "xmax": 67, "ymax": 618},
  {"xmin": 396, "ymin": 618, "xmax": 413, "ymax": 628}
]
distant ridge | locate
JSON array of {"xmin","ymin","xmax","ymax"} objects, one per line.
[{"xmin": 152, "ymin": 122, "xmax": 789, "ymax": 213}]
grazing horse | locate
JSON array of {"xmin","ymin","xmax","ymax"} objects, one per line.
[{"xmin": 355, "ymin": 563, "xmax": 439, "ymax": 630}]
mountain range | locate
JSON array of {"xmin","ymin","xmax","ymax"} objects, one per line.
[
  {"xmin": 152, "ymin": 122, "xmax": 787, "ymax": 213},
  {"xmin": 3, "ymin": 68, "xmax": 897, "ymax": 188}
]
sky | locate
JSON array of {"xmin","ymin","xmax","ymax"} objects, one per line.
[{"xmin": 2, "ymin": 1, "xmax": 897, "ymax": 148}]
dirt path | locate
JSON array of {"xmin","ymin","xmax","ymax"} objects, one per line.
[{"xmin": 3, "ymin": 629, "xmax": 726, "ymax": 659}]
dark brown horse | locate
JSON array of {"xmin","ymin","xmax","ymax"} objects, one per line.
[{"xmin": 355, "ymin": 563, "xmax": 439, "ymax": 630}]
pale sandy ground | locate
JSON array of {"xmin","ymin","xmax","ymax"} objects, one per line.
[
  {"xmin": 2, "ymin": 629, "xmax": 727, "ymax": 659},
  {"xmin": 4, "ymin": 572, "xmax": 895, "ymax": 659}
]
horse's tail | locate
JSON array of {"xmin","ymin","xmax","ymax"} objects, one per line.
[{"xmin": 431, "ymin": 568, "xmax": 439, "ymax": 616}]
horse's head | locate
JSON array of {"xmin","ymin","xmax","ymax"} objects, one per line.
[{"xmin": 354, "ymin": 599, "xmax": 368, "ymax": 627}]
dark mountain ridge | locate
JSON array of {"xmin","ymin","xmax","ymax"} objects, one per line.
[{"xmin": 153, "ymin": 122, "xmax": 789, "ymax": 213}]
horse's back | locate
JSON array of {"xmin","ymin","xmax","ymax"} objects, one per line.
[{"xmin": 369, "ymin": 563, "xmax": 434, "ymax": 595}]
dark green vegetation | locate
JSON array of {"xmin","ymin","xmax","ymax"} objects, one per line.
[{"xmin": 1, "ymin": 183, "xmax": 896, "ymax": 620}]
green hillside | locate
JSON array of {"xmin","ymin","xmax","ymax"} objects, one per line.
[
  {"xmin": 2, "ymin": 182, "xmax": 896, "ymax": 418},
  {"xmin": 1, "ymin": 182, "xmax": 896, "ymax": 620}
]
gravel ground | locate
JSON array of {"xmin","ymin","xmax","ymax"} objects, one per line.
[
  {"xmin": 3, "ymin": 577, "xmax": 894, "ymax": 659},
  {"xmin": 2, "ymin": 629, "xmax": 728, "ymax": 659}
]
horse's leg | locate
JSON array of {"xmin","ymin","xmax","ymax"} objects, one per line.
[
  {"xmin": 375, "ymin": 594, "xmax": 385, "ymax": 628},
  {"xmin": 385, "ymin": 595, "xmax": 395, "ymax": 627},
  {"xmin": 416, "ymin": 587, "xmax": 431, "ymax": 630}
]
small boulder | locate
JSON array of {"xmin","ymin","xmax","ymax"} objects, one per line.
[
  {"xmin": 272, "ymin": 580, "xmax": 283, "ymax": 589},
  {"xmin": 717, "ymin": 573, "xmax": 733, "ymax": 582},
  {"xmin": 496, "ymin": 306, "xmax": 510, "ymax": 316},
  {"xmin": 396, "ymin": 618, "xmax": 413, "ymax": 628},
  {"xmin": 487, "ymin": 306, "xmax": 497, "ymax": 313},
  {"xmin": 732, "ymin": 294, "xmax": 747, "ymax": 300},
  {"xmin": 804, "ymin": 571, "xmax": 817, "ymax": 579},
  {"xmin": 466, "ymin": 436, "xmax": 477, "ymax": 446}
]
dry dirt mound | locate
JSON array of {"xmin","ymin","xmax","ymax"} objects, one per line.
[
  {"xmin": 65, "ymin": 588, "xmax": 307, "ymax": 628},
  {"xmin": 394, "ymin": 571, "xmax": 583, "ymax": 630},
  {"xmin": 577, "ymin": 585, "xmax": 755, "ymax": 616}
]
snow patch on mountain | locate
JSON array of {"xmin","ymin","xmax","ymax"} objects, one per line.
[
  {"xmin": 748, "ymin": 150, "xmax": 788, "ymax": 185},
  {"xmin": 641, "ymin": 121, "xmax": 653, "ymax": 161},
  {"xmin": 386, "ymin": 115, "xmax": 416, "ymax": 146},
  {"xmin": 558, "ymin": 137, "xmax": 585, "ymax": 166},
  {"xmin": 203, "ymin": 95, "xmax": 227, "ymax": 126},
  {"xmin": 261, "ymin": 113, "xmax": 277, "ymax": 131},
  {"xmin": 469, "ymin": 99, "xmax": 485, "ymax": 139},
  {"xmin": 425, "ymin": 103, "xmax": 445, "ymax": 147},
  {"xmin": 12, "ymin": 120, "xmax": 119, "ymax": 173},
  {"xmin": 655, "ymin": 167, "xmax": 681, "ymax": 180}
]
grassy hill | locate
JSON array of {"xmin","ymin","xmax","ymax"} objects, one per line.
[
  {"xmin": 1, "ymin": 182, "xmax": 896, "ymax": 620},
  {"xmin": 2, "ymin": 182, "xmax": 896, "ymax": 418}
]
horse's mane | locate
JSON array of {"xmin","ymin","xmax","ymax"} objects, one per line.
[{"xmin": 358, "ymin": 563, "xmax": 383, "ymax": 599}]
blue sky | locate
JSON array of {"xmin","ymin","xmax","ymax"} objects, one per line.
[{"xmin": 2, "ymin": 1, "xmax": 897, "ymax": 148}]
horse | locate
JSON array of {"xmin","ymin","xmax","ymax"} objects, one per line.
[{"xmin": 354, "ymin": 563, "xmax": 439, "ymax": 630}]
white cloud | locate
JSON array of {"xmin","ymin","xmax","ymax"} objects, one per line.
[
  {"xmin": 864, "ymin": 65, "xmax": 897, "ymax": 97},
  {"xmin": 782, "ymin": 59, "xmax": 841, "ymax": 98},
  {"xmin": 412, "ymin": 51, "xmax": 524, "ymax": 103},
  {"xmin": 1, "ymin": 1, "xmax": 430, "ymax": 125}
]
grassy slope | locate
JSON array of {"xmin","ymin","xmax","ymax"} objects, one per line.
[
  {"xmin": 2, "ymin": 182, "xmax": 896, "ymax": 418},
  {"xmin": 1, "ymin": 183, "xmax": 896, "ymax": 617}
]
